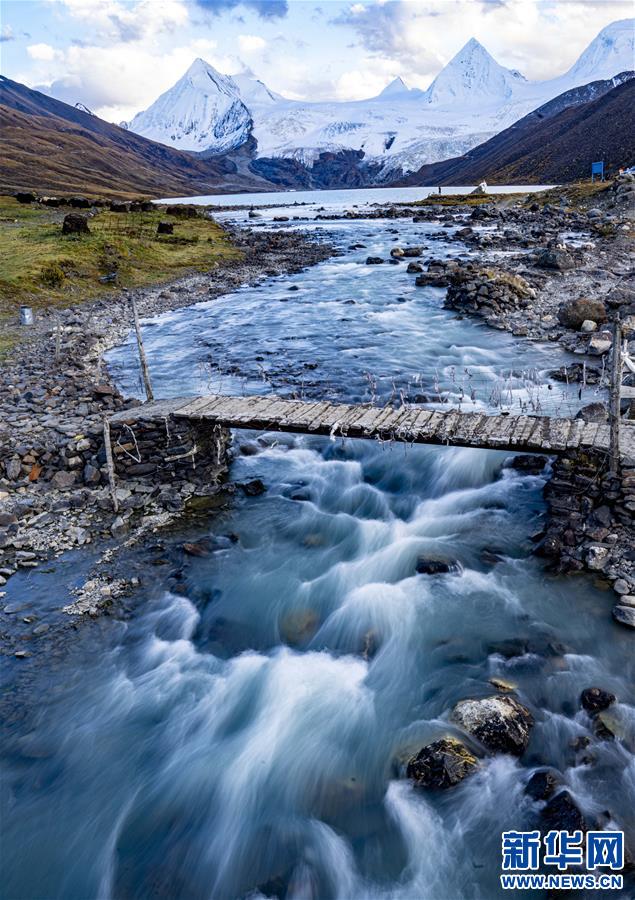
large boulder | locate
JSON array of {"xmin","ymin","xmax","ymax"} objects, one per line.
[
  {"xmin": 406, "ymin": 738, "xmax": 478, "ymax": 789},
  {"xmin": 557, "ymin": 297, "xmax": 607, "ymax": 330},
  {"xmin": 451, "ymin": 695, "xmax": 534, "ymax": 755},
  {"xmin": 62, "ymin": 213, "xmax": 90, "ymax": 235},
  {"xmin": 535, "ymin": 248, "xmax": 575, "ymax": 271}
]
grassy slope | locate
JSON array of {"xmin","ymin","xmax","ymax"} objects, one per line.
[{"xmin": 0, "ymin": 197, "xmax": 240, "ymax": 352}]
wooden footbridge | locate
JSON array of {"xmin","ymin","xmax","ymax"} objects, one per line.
[
  {"xmin": 111, "ymin": 393, "xmax": 635, "ymax": 461},
  {"xmin": 113, "ymin": 315, "xmax": 633, "ymax": 466}
]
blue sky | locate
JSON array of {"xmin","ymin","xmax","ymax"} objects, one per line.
[{"xmin": 0, "ymin": 0, "xmax": 632, "ymax": 121}]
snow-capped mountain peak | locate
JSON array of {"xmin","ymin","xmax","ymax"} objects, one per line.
[
  {"xmin": 422, "ymin": 36, "xmax": 525, "ymax": 106},
  {"xmin": 377, "ymin": 76, "xmax": 410, "ymax": 98},
  {"xmin": 563, "ymin": 18, "xmax": 634, "ymax": 85},
  {"xmin": 231, "ymin": 73, "xmax": 281, "ymax": 105},
  {"xmin": 127, "ymin": 58, "xmax": 252, "ymax": 153},
  {"xmin": 125, "ymin": 18, "xmax": 634, "ymax": 176}
]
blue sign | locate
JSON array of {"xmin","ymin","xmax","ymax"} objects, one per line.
[{"xmin": 591, "ymin": 161, "xmax": 604, "ymax": 181}]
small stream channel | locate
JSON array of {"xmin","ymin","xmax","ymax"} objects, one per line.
[{"xmin": 2, "ymin": 188, "xmax": 634, "ymax": 900}]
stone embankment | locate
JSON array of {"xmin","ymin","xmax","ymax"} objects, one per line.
[{"xmin": 0, "ymin": 227, "xmax": 333, "ymax": 607}]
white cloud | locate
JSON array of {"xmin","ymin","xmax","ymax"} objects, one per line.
[
  {"xmin": 238, "ymin": 34, "xmax": 267, "ymax": 53},
  {"xmin": 53, "ymin": 0, "xmax": 189, "ymax": 43},
  {"xmin": 338, "ymin": 0, "xmax": 634, "ymax": 82},
  {"xmin": 27, "ymin": 43, "xmax": 58, "ymax": 61}
]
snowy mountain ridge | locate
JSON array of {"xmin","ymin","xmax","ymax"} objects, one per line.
[{"xmin": 126, "ymin": 19, "xmax": 634, "ymax": 176}]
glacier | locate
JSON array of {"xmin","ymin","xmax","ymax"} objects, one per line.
[{"xmin": 126, "ymin": 18, "xmax": 635, "ymax": 178}]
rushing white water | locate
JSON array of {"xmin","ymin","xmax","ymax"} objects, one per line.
[{"xmin": 2, "ymin": 189, "xmax": 633, "ymax": 900}]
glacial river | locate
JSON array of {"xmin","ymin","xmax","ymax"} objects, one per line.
[{"xmin": 2, "ymin": 188, "xmax": 634, "ymax": 900}]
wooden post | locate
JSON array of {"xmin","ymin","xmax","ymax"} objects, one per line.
[
  {"xmin": 131, "ymin": 297, "xmax": 154, "ymax": 402},
  {"xmin": 103, "ymin": 419, "xmax": 119, "ymax": 513},
  {"xmin": 609, "ymin": 318, "xmax": 622, "ymax": 476},
  {"xmin": 54, "ymin": 323, "xmax": 61, "ymax": 361}
]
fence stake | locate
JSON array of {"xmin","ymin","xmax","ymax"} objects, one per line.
[
  {"xmin": 103, "ymin": 419, "xmax": 119, "ymax": 513},
  {"xmin": 609, "ymin": 318, "xmax": 622, "ymax": 476},
  {"xmin": 131, "ymin": 296, "xmax": 154, "ymax": 401}
]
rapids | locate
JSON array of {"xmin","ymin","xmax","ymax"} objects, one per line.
[{"xmin": 2, "ymin": 189, "xmax": 633, "ymax": 900}]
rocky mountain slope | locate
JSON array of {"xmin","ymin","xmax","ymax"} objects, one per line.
[
  {"xmin": 126, "ymin": 19, "xmax": 634, "ymax": 180},
  {"xmin": 396, "ymin": 74, "xmax": 635, "ymax": 186},
  {"xmin": 0, "ymin": 76, "xmax": 273, "ymax": 198}
]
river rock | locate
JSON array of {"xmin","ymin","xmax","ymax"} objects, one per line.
[
  {"xmin": 406, "ymin": 738, "xmax": 478, "ymax": 789},
  {"xmin": 580, "ymin": 319, "xmax": 597, "ymax": 333},
  {"xmin": 580, "ymin": 687, "xmax": 616, "ymax": 714},
  {"xmin": 390, "ymin": 248, "xmax": 404, "ymax": 258},
  {"xmin": 51, "ymin": 470, "xmax": 76, "ymax": 490},
  {"xmin": 240, "ymin": 479, "xmax": 266, "ymax": 496},
  {"xmin": 535, "ymin": 248, "xmax": 575, "ymax": 271},
  {"xmin": 5, "ymin": 458, "xmax": 21, "ymax": 480},
  {"xmin": 525, "ymin": 768, "xmax": 559, "ymax": 801},
  {"xmin": 415, "ymin": 556, "xmax": 458, "ymax": 575},
  {"xmin": 507, "ymin": 454, "xmax": 547, "ymax": 474},
  {"xmin": 557, "ymin": 297, "xmax": 607, "ymax": 330},
  {"xmin": 612, "ymin": 605, "xmax": 635, "ymax": 629},
  {"xmin": 451, "ymin": 695, "xmax": 534, "ymax": 755},
  {"xmin": 541, "ymin": 790, "xmax": 590, "ymax": 832},
  {"xmin": 575, "ymin": 403, "xmax": 607, "ymax": 423},
  {"xmin": 366, "ymin": 257, "xmax": 384, "ymax": 265},
  {"xmin": 588, "ymin": 333, "xmax": 612, "ymax": 356},
  {"xmin": 279, "ymin": 608, "xmax": 319, "ymax": 646}
]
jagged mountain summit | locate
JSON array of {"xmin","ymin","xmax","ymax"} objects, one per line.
[
  {"xmin": 127, "ymin": 58, "xmax": 252, "ymax": 153},
  {"xmin": 126, "ymin": 18, "xmax": 634, "ymax": 178},
  {"xmin": 421, "ymin": 37, "xmax": 526, "ymax": 106}
]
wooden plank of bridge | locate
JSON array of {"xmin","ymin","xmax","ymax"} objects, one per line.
[
  {"xmin": 286, "ymin": 401, "xmax": 329, "ymax": 429},
  {"xmin": 176, "ymin": 395, "xmax": 223, "ymax": 418},
  {"xmin": 434, "ymin": 410, "xmax": 461, "ymax": 443},
  {"xmin": 484, "ymin": 414, "xmax": 516, "ymax": 447},
  {"xmin": 579, "ymin": 422, "xmax": 600, "ymax": 447},
  {"xmin": 366, "ymin": 406, "xmax": 398, "ymax": 434},
  {"xmin": 564, "ymin": 418, "xmax": 585, "ymax": 449},
  {"xmin": 546, "ymin": 418, "xmax": 573, "ymax": 451}
]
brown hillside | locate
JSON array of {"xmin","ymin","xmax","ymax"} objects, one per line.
[
  {"xmin": 397, "ymin": 76, "xmax": 635, "ymax": 187},
  {"xmin": 0, "ymin": 76, "xmax": 270, "ymax": 198}
]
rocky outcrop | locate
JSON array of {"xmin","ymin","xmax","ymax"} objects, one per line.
[
  {"xmin": 557, "ymin": 297, "xmax": 607, "ymax": 330},
  {"xmin": 444, "ymin": 264, "xmax": 536, "ymax": 319},
  {"xmin": 406, "ymin": 738, "xmax": 479, "ymax": 789},
  {"xmin": 451, "ymin": 695, "xmax": 534, "ymax": 755}
]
